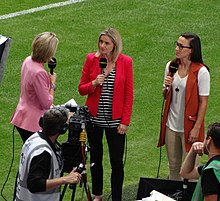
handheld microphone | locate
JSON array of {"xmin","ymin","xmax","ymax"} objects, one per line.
[
  {"xmin": 48, "ymin": 57, "xmax": 57, "ymax": 75},
  {"xmin": 165, "ymin": 59, "xmax": 179, "ymax": 91},
  {"xmin": 182, "ymin": 179, "xmax": 188, "ymax": 200},
  {"xmin": 99, "ymin": 58, "xmax": 107, "ymax": 86},
  {"xmin": 169, "ymin": 59, "xmax": 179, "ymax": 77},
  {"xmin": 99, "ymin": 58, "xmax": 107, "ymax": 74}
]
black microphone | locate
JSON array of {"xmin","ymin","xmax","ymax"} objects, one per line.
[
  {"xmin": 48, "ymin": 57, "xmax": 57, "ymax": 75},
  {"xmin": 99, "ymin": 58, "xmax": 107, "ymax": 74},
  {"xmin": 165, "ymin": 59, "xmax": 179, "ymax": 91},
  {"xmin": 169, "ymin": 59, "xmax": 179, "ymax": 77},
  {"xmin": 182, "ymin": 178, "xmax": 188, "ymax": 201}
]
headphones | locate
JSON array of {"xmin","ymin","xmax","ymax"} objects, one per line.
[{"xmin": 39, "ymin": 107, "xmax": 68, "ymax": 135}]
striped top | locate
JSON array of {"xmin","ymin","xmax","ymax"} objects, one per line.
[{"xmin": 91, "ymin": 68, "xmax": 121, "ymax": 128}]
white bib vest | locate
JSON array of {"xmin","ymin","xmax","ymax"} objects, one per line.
[{"xmin": 15, "ymin": 133, "xmax": 61, "ymax": 201}]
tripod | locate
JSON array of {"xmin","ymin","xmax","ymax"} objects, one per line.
[{"xmin": 60, "ymin": 123, "xmax": 92, "ymax": 201}]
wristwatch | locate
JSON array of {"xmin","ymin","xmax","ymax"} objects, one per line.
[{"xmin": 51, "ymin": 83, "xmax": 56, "ymax": 91}]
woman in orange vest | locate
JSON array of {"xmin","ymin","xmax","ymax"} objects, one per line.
[{"xmin": 157, "ymin": 32, "xmax": 210, "ymax": 181}]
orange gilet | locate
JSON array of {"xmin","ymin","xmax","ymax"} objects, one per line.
[{"xmin": 157, "ymin": 62, "xmax": 205, "ymax": 152}]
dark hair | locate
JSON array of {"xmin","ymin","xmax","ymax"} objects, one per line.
[
  {"xmin": 181, "ymin": 32, "xmax": 209, "ymax": 71},
  {"xmin": 40, "ymin": 107, "xmax": 68, "ymax": 136},
  {"xmin": 180, "ymin": 32, "xmax": 203, "ymax": 63},
  {"xmin": 207, "ymin": 122, "xmax": 220, "ymax": 149}
]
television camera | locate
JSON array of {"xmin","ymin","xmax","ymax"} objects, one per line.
[
  {"xmin": 60, "ymin": 102, "xmax": 92, "ymax": 201},
  {"xmin": 61, "ymin": 104, "xmax": 90, "ymax": 173}
]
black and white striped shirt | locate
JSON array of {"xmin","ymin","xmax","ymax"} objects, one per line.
[{"xmin": 91, "ymin": 69, "xmax": 121, "ymax": 128}]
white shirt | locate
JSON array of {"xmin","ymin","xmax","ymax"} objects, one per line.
[{"xmin": 164, "ymin": 61, "xmax": 210, "ymax": 132}]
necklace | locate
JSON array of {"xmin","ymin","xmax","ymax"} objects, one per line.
[
  {"xmin": 175, "ymin": 87, "xmax": 180, "ymax": 103},
  {"xmin": 175, "ymin": 79, "xmax": 181, "ymax": 104},
  {"xmin": 173, "ymin": 63, "xmax": 190, "ymax": 103},
  {"xmin": 174, "ymin": 73, "xmax": 181, "ymax": 104},
  {"xmin": 174, "ymin": 74, "xmax": 188, "ymax": 104},
  {"xmin": 175, "ymin": 87, "xmax": 180, "ymax": 92}
]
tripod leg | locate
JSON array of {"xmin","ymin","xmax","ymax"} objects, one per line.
[
  {"xmin": 70, "ymin": 183, "xmax": 77, "ymax": 201},
  {"xmin": 82, "ymin": 173, "xmax": 92, "ymax": 201},
  {"xmin": 60, "ymin": 184, "xmax": 68, "ymax": 201}
]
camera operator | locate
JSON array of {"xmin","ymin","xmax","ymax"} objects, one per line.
[{"xmin": 14, "ymin": 107, "xmax": 82, "ymax": 201}]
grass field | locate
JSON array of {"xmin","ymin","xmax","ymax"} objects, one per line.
[{"xmin": 1, "ymin": 0, "xmax": 220, "ymax": 200}]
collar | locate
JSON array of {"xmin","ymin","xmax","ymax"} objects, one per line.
[
  {"xmin": 205, "ymin": 155, "xmax": 220, "ymax": 168},
  {"xmin": 38, "ymin": 131, "xmax": 59, "ymax": 153}
]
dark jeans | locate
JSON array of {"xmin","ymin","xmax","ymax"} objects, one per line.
[
  {"xmin": 15, "ymin": 126, "xmax": 34, "ymax": 143},
  {"xmin": 87, "ymin": 125, "xmax": 125, "ymax": 201}
]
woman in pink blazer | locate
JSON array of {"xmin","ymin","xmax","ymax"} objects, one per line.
[
  {"xmin": 11, "ymin": 32, "xmax": 58, "ymax": 143},
  {"xmin": 78, "ymin": 27, "xmax": 134, "ymax": 201}
]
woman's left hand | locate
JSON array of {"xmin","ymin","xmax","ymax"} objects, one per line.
[
  {"xmin": 117, "ymin": 124, "xmax": 128, "ymax": 135},
  {"xmin": 188, "ymin": 127, "xmax": 199, "ymax": 143}
]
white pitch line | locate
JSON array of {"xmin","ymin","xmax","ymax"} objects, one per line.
[{"xmin": 0, "ymin": 0, "xmax": 84, "ymax": 20}]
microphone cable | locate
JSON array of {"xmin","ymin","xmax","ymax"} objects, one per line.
[
  {"xmin": 1, "ymin": 126, "xmax": 15, "ymax": 201},
  {"xmin": 156, "ymin": 95, "xmax": 166, "ymax": 178}
]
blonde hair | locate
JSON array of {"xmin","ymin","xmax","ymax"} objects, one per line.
[
  {"xmin": 31, "ymin": 32, "xmax": 59, "ymax": 63},
  {"xmin": 96, "ymin": 27, "xmax": 122, "ymax": 62}
]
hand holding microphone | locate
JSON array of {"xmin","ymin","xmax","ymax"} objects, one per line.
[
  {"xmin": 49, "ymin": 73, "xmax": 57, "ymax": 91},
  {"xmin": 48, "ymin": 57, "xmax": 57, "ymax": 75},
  {"xmin": 92, "ymin": 58, "xmax": 107, "ymax": 88},
  {"xmin": 92, "ymin": 74, "xmax": 105, "ymax": 89},
  {"xmin": 48, "ymin": 57, "xmax": 57, "ymax": 91},
  {"xmin": 165, "ymin": 59, "xmax": 179, "ymax": 92},
  {"xmin": 99, "ymin": 57, "xmax": 107, "ymax": 86},
  {"xmin": 99, "ymin": 57, "xmax": 107, "ymax": 74},
  {"xmin": 164, "ymin": 75, "xmax": 174, "ymax": 90}
]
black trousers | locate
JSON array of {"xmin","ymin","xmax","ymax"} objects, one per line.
[
  {"xmin": 87, "ymin": 125, "xmax": 125, "ymax": 201},
  {"xmin": 15, "ymin": 126, "xmax": 34, "ymax": 143}
]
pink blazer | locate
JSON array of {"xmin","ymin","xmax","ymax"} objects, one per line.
[
  {"xmin": 78, "ymin": 53, "xmax": 134, "ymax": 125},
  {"xmin": 11, "ymin": 56, "xmax": 53, "ymax": 132}
]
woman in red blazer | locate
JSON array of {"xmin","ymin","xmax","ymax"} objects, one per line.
[
  {"xmin": 11, "ymin": 32, "xmax": 58, "ymax": 143},
  {"xmin": 78, "ymin": 27, "xmax": 134, "ymax": 201}
]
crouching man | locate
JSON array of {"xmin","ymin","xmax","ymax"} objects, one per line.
[
  {"xmin": 180, "ymin": 122, "xmax": 220, "ymax": 201},
  {"xmin": 14, "ymin": 107, "xmax": 81, "ymax": 201}
]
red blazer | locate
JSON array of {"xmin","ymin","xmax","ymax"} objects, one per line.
[
  {"xmin": 78, "ymin": 53, "xmax": 134, "ymax": 125},
  {"xmin": 157, "ymin": 63, "xmax": 205, "ymax": 152}
]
